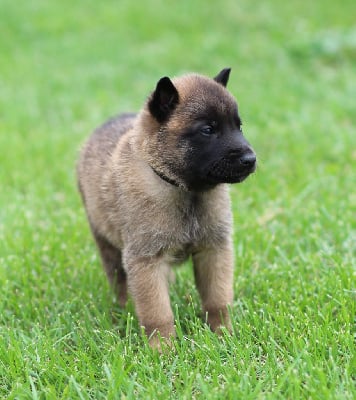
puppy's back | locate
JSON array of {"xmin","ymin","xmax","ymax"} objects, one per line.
[
  {"xmin": 77, "ymin": 114, "xmax": 136, "ymax": 228},
  {"xmin": 80, "ymin": 113, "xmax": 135, "ymax": 170},
  {"xmin": 77, "ymin": 113, "xmax": 136, "ymax": 200}
]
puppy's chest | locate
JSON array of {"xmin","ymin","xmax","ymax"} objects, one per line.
[
  {"xmin": 164, "ymin": 212, "xmax": 205, "ymax": 265},
  {"xmin": 174, "ymin": 196, "xmax": 205, "ymax": 237},
  {"xmin": 125, "ymin": 190, "xmax": 231, "ymax": 259},
  {"xmin": 167, "ymin": 199, "xmax": 224, "ymax": 249},
  {"xmin": 164, "ymin": 208, "xmax": 226, "ymax": 264}
]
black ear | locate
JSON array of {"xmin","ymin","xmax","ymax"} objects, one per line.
[
  {"xmin": 214, "ymin": 68, "xmax": 231, "ymax": 87},
  {"xmin": 148, "ymin": 77, "xmax": 179, "ymax": 122}
]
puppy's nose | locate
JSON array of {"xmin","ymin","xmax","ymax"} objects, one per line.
[
  {"xmin": 228, "ymin": 149, "xmax": 256, "ymax": 168},
  {"xmin": 238, "ymin": 152, "xmax": 256, "ymax": 167}
]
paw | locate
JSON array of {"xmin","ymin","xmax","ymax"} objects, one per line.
[
  {"xmin": 148, "ymin": 334, "xmax": 175, "ymax": 352},
  {"xmin": 143, "ymin": 322, "xmax": 176, "ymax": 352},
  {"xmin": 206, "ymin": 309, "xmax": 232, "ymax": 334}
]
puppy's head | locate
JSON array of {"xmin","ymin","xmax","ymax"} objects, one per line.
[{"xmin": 141, "ymin": 68, "xmax": 256, "ymax": 191}]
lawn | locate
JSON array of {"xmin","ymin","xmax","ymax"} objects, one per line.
[{"xmin": 0, "ymin": 0, "xmax": 355, "ymax": 398}]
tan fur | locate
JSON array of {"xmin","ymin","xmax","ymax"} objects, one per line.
[{"xmin": 77, "ymin": 72, "xmax": 250, "ymax": 349}]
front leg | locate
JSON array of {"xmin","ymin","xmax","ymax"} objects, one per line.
[
  {"xmin": 125, "ymin": 255, "xmax": 175, "ymax": 349},
  {"xmin": 193, "ymin": 241, "xmax": 234, "ymax": 332}
]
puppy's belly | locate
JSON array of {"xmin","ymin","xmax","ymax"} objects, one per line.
[{"xmin": 167, "ymin": 244, "xmax": 193, "ymax": 265}]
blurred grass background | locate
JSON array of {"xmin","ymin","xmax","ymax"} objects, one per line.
[{"xmin": 0, "ymin": 0, "xmax": 355, "ymax": 398}]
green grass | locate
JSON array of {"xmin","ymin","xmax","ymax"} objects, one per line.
[{"xmin": 0, "ymin": 0, "xmax": 355, "ymax": 398}]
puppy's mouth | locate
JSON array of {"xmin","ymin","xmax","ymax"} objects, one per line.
[{"xmin": 206, "ymin": 158, "xmax": 256, "ymax": 184}]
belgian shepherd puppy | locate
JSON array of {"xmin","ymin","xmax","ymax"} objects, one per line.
[{"xmin": 77, "ymin": 68, "xmax": 256, "ymax": 349}]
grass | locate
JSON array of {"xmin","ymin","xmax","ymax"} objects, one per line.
[{"xmin": 0, "ymin": 0, "xmax": 355, "ymax": 398}]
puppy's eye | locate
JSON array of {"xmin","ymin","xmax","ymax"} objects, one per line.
[{"xmin": 199, "ymin": 125, "xmax": 215, "ymax": 136}]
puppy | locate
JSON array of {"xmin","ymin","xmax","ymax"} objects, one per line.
[{"xmin": 77, "ymin": 68, "xmax": 256, "ymax": 348}]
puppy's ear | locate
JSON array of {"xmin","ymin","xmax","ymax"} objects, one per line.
[
  {"xmin": 148, "ymin": 77, "xmax": 179, "ymax": 122},
  {"xmin": 214, "ymin": 68, "xmax": 231, "ymax": 87}
]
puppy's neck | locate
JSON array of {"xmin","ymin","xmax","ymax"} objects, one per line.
[{"xmin": 151, "ymin": 166, "xmax": 180, "ymax": 188}]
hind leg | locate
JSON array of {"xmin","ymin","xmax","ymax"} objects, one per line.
[{"xmin": 91, "ymin": 229, "xmax": 127, "ymax": 307}]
